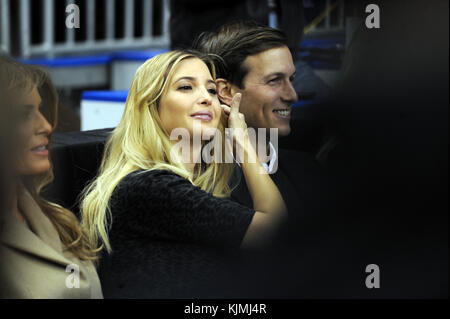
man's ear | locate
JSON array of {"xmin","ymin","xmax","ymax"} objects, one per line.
[{"xmin": 216, "ymin": 78, "xmax": 234, "ymax": 106}]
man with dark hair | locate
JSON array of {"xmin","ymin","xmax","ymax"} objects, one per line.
[
  {"xmin": 194, "ymin": 21, "xmax": 295, "ymax": 137},
  {"xmin": 193, "ymin": 21, "xmax": 322, "ymax": 236},
  {"xmin": 192, "ymin": 21, "xmax": 328, "ymax": 298}
]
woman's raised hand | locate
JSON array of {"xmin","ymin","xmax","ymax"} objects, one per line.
[
  {"xmin": 221, "ymin": 93, "xmax": 249, "ymax": 146},
  {"xmin": 221, "ymin": 96, "xmax": 287, "ymax": 250}
]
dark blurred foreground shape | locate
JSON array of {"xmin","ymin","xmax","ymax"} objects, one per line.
[
  {"xmin": 241, "ymin": 0, "xmax": 449, "ymax": 298},
  {"xmin": 170, "ymin": 0, "xmax": 268, "ymax": 50},
  {"xmin": 187, "ymin": 0, "xmax": 449, "ymax": 298}
]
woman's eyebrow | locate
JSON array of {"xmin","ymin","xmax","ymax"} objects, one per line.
[
  {"xmin": 174, "ymin": 76, "xmax": 196, "ymax": 84},
  {"xmin": 173, "ymin": 77, "xmax": 216, "ymax": 85}
]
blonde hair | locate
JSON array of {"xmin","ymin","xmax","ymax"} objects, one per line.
[
  {"xmin": 0, "ymin": 56, "xmax": 99, "ymax": 262},
  {"xmin": 81, "ymin": 51, "xmax": 235, "ymax": 253}
]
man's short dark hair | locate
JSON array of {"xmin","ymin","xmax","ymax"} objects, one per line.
[{"xmin": 192, "ymin": 20, "xmax": 288, "ymax": 88}]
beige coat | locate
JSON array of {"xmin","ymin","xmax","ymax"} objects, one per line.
[{"xmin": 0, "ymin": 188, "xmax": 103, "ymax": 299}]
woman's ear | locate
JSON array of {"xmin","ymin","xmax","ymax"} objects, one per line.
[{"xmin": 216, "ymin": 78, "xmax": 234, "ymax": 106}]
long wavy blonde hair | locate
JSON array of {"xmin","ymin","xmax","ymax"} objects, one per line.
[
  {"xmin": 81, "ymin": 51, "xmax": 235, "ymax": 253},
  {"xmin": 0, "ymin": 56, "xmax": 99, "ymax": 262}
]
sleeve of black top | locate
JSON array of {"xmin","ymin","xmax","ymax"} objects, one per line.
[{"xmin": 110, "ymin": 170, "xmax": 255, "ymax": 248}]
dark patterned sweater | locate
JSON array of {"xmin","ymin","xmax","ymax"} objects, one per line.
[{"xmin": 98, "ymin": 169, "xmax": 255, "ymax": 298}]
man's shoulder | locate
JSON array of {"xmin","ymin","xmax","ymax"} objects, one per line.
[
  {"xmin": 275, "ymin": 148, "xmax": 325, "ymax": 189},
  {"xmin": 277, "ymin": 148, "xmax": 318, "ymax": 169}
]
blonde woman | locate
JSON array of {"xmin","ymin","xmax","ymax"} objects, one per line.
[
  {"xmin": 81, "ymin": 50, "xmax": 287, "ymax": 298},
  {"xmin": 0, "ymin": 57, "xmax": 103, "ymax": 298}
]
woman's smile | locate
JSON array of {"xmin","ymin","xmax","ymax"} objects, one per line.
[
  {"xmin": 190, "ymin": 110, "xmax": 213, "ymax": 122},
  {"xmin": 30, "ymin": 141, "xmax": 49, "ymax": 156}
]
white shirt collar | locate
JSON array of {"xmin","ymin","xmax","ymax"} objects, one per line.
[
  {"xmin": 232, "ymin": 141, "xmax": 278, "ymax": 174},
  {"xmin": 261, "ymin": 141, "xmax": 278, "ymax": 174}
]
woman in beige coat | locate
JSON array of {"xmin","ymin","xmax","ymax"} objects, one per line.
[{"xmin": 0, "ymin": 56, "xmax": 103, "ymax": 299}]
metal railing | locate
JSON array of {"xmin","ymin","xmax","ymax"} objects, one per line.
[
  {"xmin": 0, "ymin": 0, "xmax": 10, "ymax": 54},
  {"xmin": 1, "ymin": 0, "xmax": 345, "ymax": 59},
  {"xmin": 1, "ymin": 0, "xmax": 170, "ymax": 58},
  {"xmin": 305, "ymin": 0, "xmax": 345, "ymax": 36}
]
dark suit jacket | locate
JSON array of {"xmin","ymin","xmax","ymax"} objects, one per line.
[{"xmin": 230, "ymin": 148, "xmax": 325, "ymax": 240}]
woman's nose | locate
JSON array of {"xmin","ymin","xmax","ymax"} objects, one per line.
[
  {"xmin": 199, "ymin": 88, "xmax": 213, "ymax": 106},
  {"xmin": 37, "ymin": 111, "xmax": 52, "ymax": 135}
]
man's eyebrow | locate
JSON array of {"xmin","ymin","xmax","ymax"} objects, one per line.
[{"xmin": 265, "ymin": 71, "xmax": 296, "ymax": 79}]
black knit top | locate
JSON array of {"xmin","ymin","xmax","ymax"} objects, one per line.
[{"xmin": 98, "ymin": 169, "xmax": 255, "ymax": 298}]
